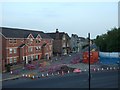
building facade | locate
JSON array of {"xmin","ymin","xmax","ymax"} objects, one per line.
[
  {"xmin": 1, "ymin": 27, "xmax": 53, "ymax": 72},
  {"xmin": 70, "ymin": 34, "xmax": 89, "ymax": 52},
  {"xmin": 47, "ymin": 29, "xmax": 71, "ymax": 55},
  {"xmin": 70, "ymin": 34, "xmax": 79, "ymax": 52}
]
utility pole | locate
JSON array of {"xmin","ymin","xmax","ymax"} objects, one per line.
[{"xmin": 88, "ymin": 33, "xmax": 91, "ymax": 90}]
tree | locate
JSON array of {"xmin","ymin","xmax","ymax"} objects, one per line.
[{"xmin": 95, "ymin": 27, "xmax": 120, "ymax": 52}]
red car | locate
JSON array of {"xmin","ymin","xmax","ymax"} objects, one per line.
[{"xmin": 73, "ymin": 68, "xmax": 81, "ymax": 73}]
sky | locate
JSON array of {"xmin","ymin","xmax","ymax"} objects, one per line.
[{"xmin": 1, "ymin": 0, "xmax": 118, "ymax": 39}]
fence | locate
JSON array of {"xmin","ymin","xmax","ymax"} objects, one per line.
[{"xmin": 99, "ymin": 52, "xmax": 120, "ymax": 64}]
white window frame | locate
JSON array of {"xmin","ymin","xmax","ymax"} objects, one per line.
[
  {"xmin": 9, "ymin": 48, "xmax": 12, "ymax": 54},
  {"xmin": 9, "ymin": 58, "xmax": 13, "ymax": 63},
  {"xmin": 14, "ymin": 48, "xmax": 17, "ymax": 53},
  {"xmin": 36, "ymin": 55, "xmax": 38, "ymax": 59},
  {"xmin": 14, "ymin": 58, "xmax": 17, "ymax": 63}
]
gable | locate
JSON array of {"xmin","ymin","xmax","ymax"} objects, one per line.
[{"xmin": 27, "ymin": 33, "xmax": 34, "ymax": 39}]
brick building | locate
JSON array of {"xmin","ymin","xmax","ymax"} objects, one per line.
[
  {"xmin": 47, "ymin": 29, "xmax": 71, "ymax": 55},
  {"xmin": 0, "ymin": 27, "xmax": 53, "ymax": 72}
]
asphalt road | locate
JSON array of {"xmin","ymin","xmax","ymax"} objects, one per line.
[{"xmin": 2, "ymin": 70, "xmax": 119, "ymax": 88}]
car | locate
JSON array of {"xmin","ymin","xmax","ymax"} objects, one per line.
[{"xmin": 73, "ymin": 68, "xmax": 81, "ymax": 73}]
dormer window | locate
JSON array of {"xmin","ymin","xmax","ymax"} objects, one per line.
[
  {"xmin": 36, "ymin": 34, "xmax": 41, "ymax": 44},
  {"xmin": 36, "ymin": 40, "xmax": 41, "ymax": 44}
]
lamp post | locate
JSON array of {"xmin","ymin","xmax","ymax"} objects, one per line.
[{"xmin": 88, "ymin": 33, "xmax": 91, "ymax": 90}]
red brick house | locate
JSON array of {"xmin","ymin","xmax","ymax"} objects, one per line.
[
  {"xmin": 47, "ymin": 29, "xmax": 71, "ymax": 56},
  {"xmin": 1, "ymin": 27, "xmax": 53, "ymax": 72}
]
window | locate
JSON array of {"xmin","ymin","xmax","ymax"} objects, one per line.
[
  {"xmin": 13, "ymin": 39, "xmax": 16, "ymax": 43},
  {"xmin": 36, "ymin": 40, "xmax": 41, "ymax": 44},
  {"xmin": 9, "ymin": 39, "xmax": 13, "ymax": 43},
  {"xmin": 38, "ymin": 46, "xmax": 41, "ymax": 50},
  {"xmin": 14, "ymin": 58, "xmax": 17, "ymax": 63},
  {"xmin": 36, "ymin": 55, "xmax": 38, "ymax": 59},
  {"xmin": 31, "ymin": 55, "xmax": 33, "ymax": 60},
  {"xmin": 13, "ymin": 48, "xmax": 17, "ymax": 53},
  {"xmin": 9, "ymin": 48, "xmax": 12, "ymax": 54},
  {"xmin": 9, "ymin": 39, "xmax": 16, "ymax": 43},
  {"xmin": 63, "ymin": 35, "xmax": 66, "ymax": 40},
  {"xmin": 36, "ymin": 47, "xmax": 39, "ymax": 50},
  {"xmin": 9, "ymin": 58, "xmax": 12, "ymax": 63},
  {"xmin": 27, "ymin": 38, "xmax": 33, "ymax": 44},
  {"xmin": 62, "ymin": 43, "xmax": 66, "ymax": 47},
  {"xmin": 28, "ymin": 47, "xmax": 33, "ymax": 52}
]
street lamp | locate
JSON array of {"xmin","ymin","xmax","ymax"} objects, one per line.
[{"xmin": 88, "ymin": 33, "xmax": 91, "ymax": 90}]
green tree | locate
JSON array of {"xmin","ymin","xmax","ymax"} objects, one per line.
[{"xmin": 95, "ymin": 27, "xmax": 120, "ymax": 52}]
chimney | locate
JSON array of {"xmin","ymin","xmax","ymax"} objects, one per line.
[{"xmin": 56, "ymin": 28, "xmax": 59, "ymax": 39}]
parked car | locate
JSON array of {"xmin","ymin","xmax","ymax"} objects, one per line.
[{"xmin": 73, "ymin": 68, "xmax": 81, "ymax": 73}]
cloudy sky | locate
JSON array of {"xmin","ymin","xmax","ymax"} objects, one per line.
[{"xmin": 2, "ymin": 0, "xmax": 118, "ymax": 39}]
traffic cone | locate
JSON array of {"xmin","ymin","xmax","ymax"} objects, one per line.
[
  {"xmin": 10, "ymin": 71, "xmax": 13, "ymax": 74},
  {"xmin": 46, "ymin": 73, "xmax": 49, "ymax": 77},
  {"xmin": 107, "ymin": 67, "xmax": 109, "ymax": 70},
  {"xmin": 22, "ymin": 74, "xmax": 25, "ymax": 77},
  {"xmin": 68, "ymin": 70, "xmax": 70, "ymax": 74},
  {"xmin": 110, "ymin": 67, "xmax": 112, "ymax": 70},
  {"xmin": 32, "ymin": 76, "xmax": 35, "ymax": 79},
  {"xmin": 97, "ymin": 68, "xmax": 99, "ymax": 71},
  {"xmin": 28, "ymin": 75, "xmax": 31, "ymax": 78},
  {"xmin": 41, "ymin": 74, "xmax": 44, "ymax": 77},
  {"xmin": 52, "ymin": 73, "xmax": 54, "ymax": 76},
  {"xmin": 25, "ymin": 74, "xmax": 28, "ymax": 78}
]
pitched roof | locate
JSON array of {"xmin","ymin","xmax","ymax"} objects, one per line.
[
  {"xmin": 1, "ymin": 27, "xmax": 52, "ymax": 39},
  {"xmin": 46, "ymin": 32, "xmax": 70, "ymax": 40}
]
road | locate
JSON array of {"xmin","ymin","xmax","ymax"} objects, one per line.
[{"xmin": 2, "ymin": 70, "xmax": 119, "ymax": 88}]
